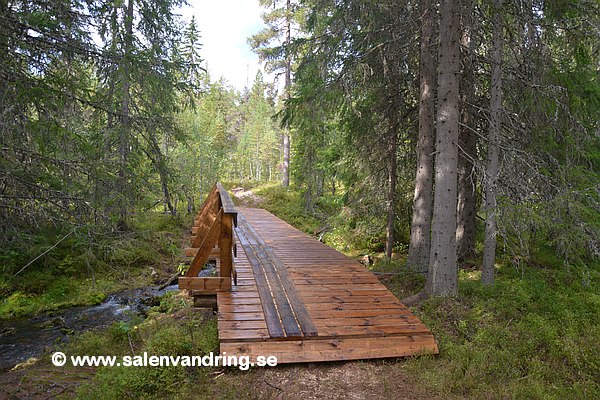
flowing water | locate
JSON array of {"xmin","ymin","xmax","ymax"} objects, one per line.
[{"xmin": 0, "ymin": 284, "xmax": 179, "ymax": 371}]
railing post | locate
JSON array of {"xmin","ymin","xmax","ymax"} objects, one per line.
[{"xmin": 219, "ymin": 213, "xmax": 233, "ymax": 290}]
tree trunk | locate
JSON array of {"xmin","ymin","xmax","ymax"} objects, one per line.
[
  {"xmin": 482, "ymin": 0, "xmax": 503, "ymax": 286},
  {"xmin": 407, "ymin": 0, "xmax": 436, "ymax": 273},
  {"xmin": 385, "ymin": 111, "xmax": 399, "ymax": 259},
  {"xmin": 425, "ymin": 0, "xmax": 460, "ymax": 297},
  {"xmin": 316, "ymin": 170, "xmax": 324, "ymax": 197},
  {"xmin": 282, "ymin": 0, "xmax": 291, "ymax": 187},
  {"xmin": 456, "ymin": 0, "xmax": 477, "ymax": 262},
  {"xmin": 117, "ymin": 0, "xmax": 134, "ymax": 230},
  {"xmin": 160, "ymin": 167, "xmax": 175, "ymax": 216},
  {"xmin": 304, "ymin": 151, "xmax": 314, "ymax": 213}
]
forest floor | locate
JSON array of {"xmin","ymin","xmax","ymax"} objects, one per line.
[
  {"xmin": 0, "ymin": 349, "xmax": 442, "ymax": 399},
  {"xmin": 0, "ymin": 187, "xmax": 442, "ymax": 400},
  {"xmin": 0, "ymin": 184, "xmax": 597, "ymax": 399}
]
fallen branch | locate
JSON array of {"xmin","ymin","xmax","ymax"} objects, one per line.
[
  {"xmin": 12, "ymin": 228, "xmax": 76, "ymax": 278},
  {"xmin": 158, "ymin": 272, "xmax": 179, "ymax": 290}
]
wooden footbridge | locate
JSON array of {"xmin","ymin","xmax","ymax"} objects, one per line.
[{"xmin": 179, "ymin": 183, "xmax": 438, "ymax": 363}]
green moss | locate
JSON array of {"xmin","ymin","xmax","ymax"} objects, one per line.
[
  {"xmin": 149, "ymin": 291, "xmax": 189, "ymax": 314},
  {"xmin": 73, "ymin": 311, "xmax": 220, "ymax": 400},
  {"xmin": 398, "ymin": 262, "xmax": 600, "ymax": 399},
  {"xmin": 0, "ymin": 276, "xmax": 111, "ymax": 318}
]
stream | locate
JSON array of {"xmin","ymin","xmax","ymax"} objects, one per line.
[{"xmin": 0, "ymin": 284, "xmax": 179, "ymax": 372}]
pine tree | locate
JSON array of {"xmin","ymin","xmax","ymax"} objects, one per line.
[
  {"xmin": 250, "ymin": 0, "xmax": 303, "ymax": 187},
  {"xmin": 481, "ymin": 0, "xmax": 504, "ymax": 285},
  {"xmin": 425, "ymin": 0, "xmax": 461, "ymax": 297},
  {"xmin": 407, "ymin": 0, "xmax": 436, "ymax": 273}
]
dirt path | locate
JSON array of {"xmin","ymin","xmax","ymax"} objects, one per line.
[
  {"xmin": 231, "ymin": 187, "xmax": 264, "ymax": 207},
  {"xmin": 0, "ymin": 358, "xmax": 443, "ymax": 399},
  {"xmin": 218, "ymin": 361, "xmax": 443, "ymax": 400}
]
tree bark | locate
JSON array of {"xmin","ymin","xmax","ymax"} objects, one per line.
[
  {"xmin": 385, "ymin": 111, "xmax": 398, "ymax": 259},
  {"xmin": 425, "ymin": 0, "xmax": 460, "ymax": 297},
  {"xmin": 456, "ymin": 0, "xmax": 477, "ymax": 262},
  {"xmin": 282, "ymin": 0, "xmax": 292, "ymax": 187},
  {"xmin": 407, "ymin": 0, "xmax": 436, "ymax": 273},
  {"xmin": 482, "ymin": 0, "xmax": 503, "ymax": 286},
  {"xmin": 117, "ymin": 0, "xmax": 134, "ymax": 230}
]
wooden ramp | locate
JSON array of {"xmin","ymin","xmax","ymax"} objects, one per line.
[{"xmin": 216, "ymin": 207, "xmax": 438, "ymax": 363}]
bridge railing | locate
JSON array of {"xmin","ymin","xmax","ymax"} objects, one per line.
[{"xmin": 178, "ymin": 182, "xmax": 237, "ymax": 293}]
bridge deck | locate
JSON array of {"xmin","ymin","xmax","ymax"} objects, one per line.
[{"xmin": 216, "ymin": 207, "xmax": 438, "ymax": 363}]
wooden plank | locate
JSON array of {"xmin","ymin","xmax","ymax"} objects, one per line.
[
  {"xmin": 220, "ymin": 213, "xmax": 233, "ymax": 281},
  {"xmin": 249, "ymin": 240, "xmax": 303, "ymax": 338},
  {"xmin": 296, "ymin": 289, "xmax": 391, "ymax": 297},
  {"xmin": 309, "ymin": 314, "xmax": 423, "ymax": 326},
  {"xmin": 235, "ymin": 226, "xmax": 285, "ymax": 338},
  {"xmin": 185, "ymin": 209, "xmax": 223, "ymax": 277},
  {"xmin": 315, "ymin": 324, "xmax": 432, "ymax": 337},
  {"xmin": 193, "ymin": 295, "xmax": 217, "ymax": 308},
  {"xmin": 185, "ymin": 247, "xmax": 220, "ymax": 257},
  {"xmin": 301, "ymin": 309, "xmax": 413, "ymax": 318},
  {"xmin": 218, "ymin": 304, "xmax": 263, "ymax": 313},
  {"xmin": 192, "ymin": 185, "xmax": 217, "ymax": 228},
  {"xmin": 226, "ymin": 285, "xmax": 263, "ymax": 293},
  {"xmin": 218, "ymin": 312, "xmax": 265, "ymax": 321},
  {"xmin": 219, "ymin": 329, "xmax": 270, "ymax": 340},
  {"xmin": 293, "ymin": 283, "xmax": 387, "ymax": 291},
  {"xmin": 218, "ymin": 291, "xmax": 260, "ymax": 298},
  {"xmin": 217, "ymin": 295, "xmax": 262, "ymax": 303},
  {"xmin": 190, "ymin": 187, "xmax": 220, "ymax": 246},
  {"xmin": 179, "ymin": 277, "xmax": 231, "ymax": 291},
  {"xmin": 218, "ymin": 325, "xmax": 433, "ymax": 342},
  {"xmin": 238, "ymin": 213, "xmax": 318, "ymax": 338},
  {"xmin": 220, "ymin": 335, "xmax": 439, "ymax": 363},
  {"xmin": 218, "ymin": 320, "xmax": 267, "ymax": 330},
  {"xmin": 289, "ymin": 277, "xmax": 380, "ymax": 285},
  {"xmin": 216, "ymin": 182, "xmax": 238, "ymax": 226},
  {"xmin": 303, "ymin": 302, "xmax": 405, "ymax": 311}
]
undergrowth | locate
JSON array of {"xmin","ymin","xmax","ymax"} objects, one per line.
[
  {"xmin": 250, "ymin": 182, "xmax": 389, "ymax": 256},
  {"xmin": 66, "ymin": 293, "xmax": 221, "ymax": 399},
  {"xmin": 0, "ymin": 212, "xmax": 185, "ymax": 318},
  {"xmin": 401, "ymin": 262, "xmax": 600, "ymax": 399}
]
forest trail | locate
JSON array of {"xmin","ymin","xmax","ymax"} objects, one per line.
[{"xmin": 231, "ymin": 187, "xmax": 264, "ymax": 207}]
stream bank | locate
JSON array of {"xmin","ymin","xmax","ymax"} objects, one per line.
[{"xmin": 0, "ymin": 284, "xmax": 179, "ymax": 371}]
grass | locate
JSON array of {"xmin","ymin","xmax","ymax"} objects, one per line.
[
  {"xmin": 66, "ymin": 292, "xmax": 221, "ymax": 399},
  {"xmin": 0, "ymin": 212, "xmax": 187, "ymax": 319},
  {"xmin": 398, "ymin": 263, "xmax": 600, "ymax": 399},
  {"xmin": 251, "ymin": 183, "xmax": 323, "ymax": 235},
  {"xmin": 248, "ymin": 182, "xmax": 388, "ymax": 256}
]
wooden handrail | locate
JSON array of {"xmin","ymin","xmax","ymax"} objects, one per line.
[
  {"xmin": 216, "ymin": 182, "xmax": 238, "ymax": 226},
  {"xmin": 179, "ymin": 182, "xmax": 237, "ymax": 294}
]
